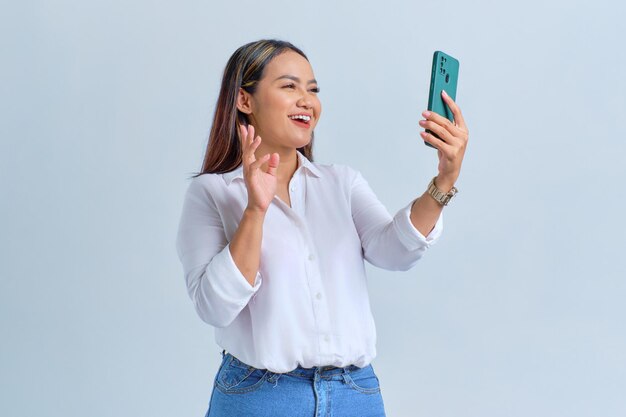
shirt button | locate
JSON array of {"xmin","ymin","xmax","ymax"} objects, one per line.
[
  {"xmin": 290, "ymin": 186, "xmax": 295, "ymax": 192},
  {"xmin": 316, "ymin": 292, "xmax": 322, "ymax": 300},
  {"xmin": 308, "ymin": 254, "xmax": 315, "ymax": 261}
]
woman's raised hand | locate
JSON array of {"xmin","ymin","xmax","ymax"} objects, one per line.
[
  {"xmin": 419, "ymin": 90, "xmax": 469, "ymax": 191},
  {"xmin": 239, "ymin": 124, "xmax": 280, "ymax": 214}
]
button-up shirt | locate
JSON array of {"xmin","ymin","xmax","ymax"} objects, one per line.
[{"xmin": 176, "ymin": 151, "xmax": 443, "ymax": 373}]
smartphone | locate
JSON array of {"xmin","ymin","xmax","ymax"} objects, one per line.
[{"xmin": 425, "ymin": 51, "xmax": 459, "ymax": 148}]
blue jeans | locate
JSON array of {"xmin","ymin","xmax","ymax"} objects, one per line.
[{"xmin": 205, "ymin": 350, "xmax": 387, "ymax": 417}]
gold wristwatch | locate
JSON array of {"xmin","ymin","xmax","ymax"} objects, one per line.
[{"xmin": 427, "ymin": 177, "xmax": 458, "ymax": 206}]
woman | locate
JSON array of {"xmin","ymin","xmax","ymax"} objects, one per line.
[{"xmin": 176, "ymin": 39, "xmax": 468, "ymax": 417}]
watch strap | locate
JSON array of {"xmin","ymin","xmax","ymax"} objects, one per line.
[{"xmin": 427, "ymin": 177, "xmax": 458, "ymax": 206}]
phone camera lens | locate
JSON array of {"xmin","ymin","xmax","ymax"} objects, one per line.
[{"xmin": 445, "ymin": 73, "xmax": 450, "ymax": 83}]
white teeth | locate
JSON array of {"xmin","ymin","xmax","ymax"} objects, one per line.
[{"xmin": 289, "ymin": 115, "xmax": 311, "ymax": 122}]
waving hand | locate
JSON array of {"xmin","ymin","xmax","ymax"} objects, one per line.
[{"xmin": 239, "ymin": 124, "xmax": 280, "ymax": 213}]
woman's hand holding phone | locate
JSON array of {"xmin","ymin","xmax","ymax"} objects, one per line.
[{"xmin": 419, "ymin": 91, "xmax": 469, "ymax": 191}]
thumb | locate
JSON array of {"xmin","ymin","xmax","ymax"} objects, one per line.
[{"xmin": 266, "ymin": 153, "xmax": 280, "ymax": 177}]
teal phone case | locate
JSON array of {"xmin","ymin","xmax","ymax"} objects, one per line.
[{"xmin": 425, "ymin": 51, "xmax": 459, "ymax": 148}]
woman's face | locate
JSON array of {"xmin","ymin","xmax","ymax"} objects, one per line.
[{"xmin": 240, "ymin": 50, "xmax": 322, "ymax": 151}]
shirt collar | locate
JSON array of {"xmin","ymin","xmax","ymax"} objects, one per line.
[{"xmin": 222, "ymin": 151, "xmax": 322, "ymax": 186}]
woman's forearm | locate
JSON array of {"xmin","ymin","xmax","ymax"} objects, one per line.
[
  {"xmin": 229, "ymin": 208, "xmax": 266, "ymax": 287},
  {"xmin": 409, "ymin": 176, "xmax": 454, "ymax": 237}
]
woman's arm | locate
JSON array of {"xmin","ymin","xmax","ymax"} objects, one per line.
[
  {"xmin": 176, "ymin": 178, "xmax": 263, "ymax": 329},
  {"xmin": 229, "ymin": 123, "xmax": 280, "ymax": 286},
  {"xmin": 350, "ymin": 168, "xmax": 443, "ymax": 271},
  {"xmin": 350, "ymin": 91, "xmax": 467, "ymax": 271},
  {"xmin": 409, "ymin": 179, "xmax": 449, "ymax": 237},
  {"xmin": 411, "ymin": 90, "xmax": 469, "ymax": 236},
  {"xmin": 175, "ymin": 125, "xmax": 279, "ymax": 328},
  {"xmin": 229, "ymin": 208, "xmax": 266, "ymax": 287}
]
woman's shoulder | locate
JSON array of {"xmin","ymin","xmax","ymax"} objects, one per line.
[
  {"xmin": 187, "ymin": 168, "xmax": 243, "ymax": 187},
  {"xmin": 310, "ymin": 160, "xmax": 360, "ymax": 183},
  {"xmin": 181, "ymin": 171, "xmax": 233, "ymax": 202},
  {"xmin": 185, "ymin": 172, "xmax": 219, "ymax": 189}
]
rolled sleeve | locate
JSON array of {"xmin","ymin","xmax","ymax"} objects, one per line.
[
  {"xmin": 176, "ymin": 177, "xmax": 262, "ymax": 328},
  {"xmin": 187, "ymin": 243, "xmax": 262, "ymax": 328},
  {"xmin": 350, "ymin": 167, "xmax": 443, "ymax": 271},
  {"xmin": 393, "ymin": 198, "xmax": 443, "ymax": 251},
  {"xmin": 223, "ymin": 242, "xmax": 263, "ymax": 294}
]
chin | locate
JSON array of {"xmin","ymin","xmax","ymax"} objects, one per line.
[{"xmin": 295, "ymin": 135, "xmax": 313, "ymax": 149}]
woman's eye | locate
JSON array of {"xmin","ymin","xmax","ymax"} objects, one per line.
[{"xmin": 282, "ymin": 84, "xmax": 320, "ymax": 93}]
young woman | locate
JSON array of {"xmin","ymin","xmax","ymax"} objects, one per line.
[{"xmin": 176, "ymin": 39, "xmax": 469, "ymax": 417}]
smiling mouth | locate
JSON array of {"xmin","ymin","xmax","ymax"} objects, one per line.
[
  {"xmin": 288, "ymin": 114, "xmax": 311, "ymax": 126},
  {"xmin": 288, "ymin": 115, "xmax": 312, "ymax": 128}
]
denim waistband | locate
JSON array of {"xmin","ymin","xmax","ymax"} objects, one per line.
[{"xmin": 221, "ymin": 350, "xmax": 364, "ymax": 379}]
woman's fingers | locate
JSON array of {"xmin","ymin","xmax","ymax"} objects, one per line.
[
  {"xmin": 249, "ymin": 153, "xmax": 269, "ymax": 170},
  {"xmin": 441, "ymin": 90, "xmax": 468, "ymax": 131},
  {"xmin": 239, "ymin": 123, "xmax": 271, "ymax": 176},
  {"xmin": 265, "ymin": 153, "xmax": 280, "ymax": 177},
  {"xmin": 420, "ymin": 130, "xmax": 452, "ymax": 154},
  {"xmin": 419, "ymin": 119, "xmax": 454, "ymax": 144},
  {"xmin": 249, "ymin": 133, "xmax": 262, "ymax": 154},
  {"xmin": 422, "ymin": 110, "xmax": 461, "ymax": 139},
  {"xmin": 239, "ymin": 125, "xmax": 251, "ymax": 163},
  {"xmin": 239, "ymin": 123, "xmax": 278, "ymax": 181},
  {"xmin": 239, "ymin": 124, "xmax": 250, "ymax": 149},
  {"xmin": 240, "ymin": 124, "xmax": 263, "ymax": 166},
  {"xmin": 240, "ymin": 124, "xmax": 256, "ymax": 149},
  {"xmin": 249, "ymin": 151, "xmax": 279, "ymax": 174}
]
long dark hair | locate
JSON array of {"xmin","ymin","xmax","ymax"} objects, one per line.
[{"xmin": 192, "ymin": 39, "xmax": 314, "ymax": 177}]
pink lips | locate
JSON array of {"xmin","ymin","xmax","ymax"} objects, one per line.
[
  {"xmin": 288, "ymin": 114, "xmax": 312, "ymax": 128},
  {"xmin": 290, "ymin": 118, "xmax": 310, "ymax": 128}
]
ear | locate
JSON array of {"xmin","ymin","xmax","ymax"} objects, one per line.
[{"xmin": 236, "ymin": 88, "xmax": 253, "ymax": 114}]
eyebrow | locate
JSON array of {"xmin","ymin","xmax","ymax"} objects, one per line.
[{"xmin": 274, "ymin": 75, "xmax": 318, "ymax": 84}]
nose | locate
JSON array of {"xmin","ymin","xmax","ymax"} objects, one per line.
[{"xmin": 297, "ymin": 92, "xmax": 313, "ymax": 109}]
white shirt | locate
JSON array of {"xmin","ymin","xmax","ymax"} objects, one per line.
[{"xmin": 176, "ymin": 151, "xmax": 443, "ymax": 373}]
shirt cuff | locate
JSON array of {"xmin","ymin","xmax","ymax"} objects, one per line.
[
  {"xmin": 209, "ymin": 242, "xmax": 262, "ymax": 303},
  {"xmin": 392, "ymin": 198, "xmax": 444, "ymax": 251}
]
